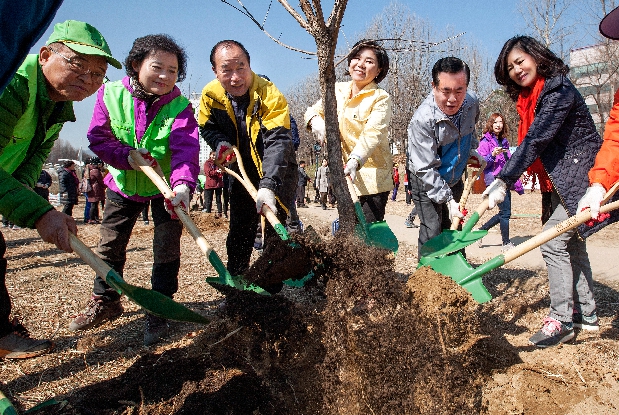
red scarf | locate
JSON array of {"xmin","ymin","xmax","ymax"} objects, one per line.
[{"xmin": 516, "ymin": 76, "xmax": 552, "ymax": 192}]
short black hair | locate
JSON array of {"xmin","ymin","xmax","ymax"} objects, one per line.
[
  {"xmin": 299, "ymin": 160, "xmax": 306, "ymax": 165},
  {"xmin": 346, "ymin": 39, "xmax": 390, "ymax": 83},
  {"xmin": 432, "ymin": 57, "xmax": 470, "ymax": 86},
  {"xmin": 210, "ymin": 40, "xmax": 251, "ymax": 67},
  {"xmin": 494, "ymin": 35, "xmax": 569, "ymax": 101},
  {"xmin": 62, "ymin": 160, "xmax": 75, "ymax": 168},
  {"xmin": 124, "ymin": 34, "xmax": 187, "ymax": 82}
]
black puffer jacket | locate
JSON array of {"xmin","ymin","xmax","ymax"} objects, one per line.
[{"xmin": 499, "ymin": 75, "xmax": 618, "ymax": 238}]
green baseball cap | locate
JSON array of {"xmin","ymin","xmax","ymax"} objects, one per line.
[{"xmin": 46, "ymin": 20, "xmax": 122, "ymax": 69}]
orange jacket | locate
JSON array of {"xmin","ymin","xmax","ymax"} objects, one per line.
[{"xmin": 590, "ymin": 89, "xmax": 619, "ymax": 190}]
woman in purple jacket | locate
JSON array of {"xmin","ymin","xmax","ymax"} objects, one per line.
[
  {"xmin": 70, "ymin": 34, "xmax": 200, "ymax": 346},
  {"xmin": 478, "ymin": 113, "xmax": 523, "ymax": 250}
]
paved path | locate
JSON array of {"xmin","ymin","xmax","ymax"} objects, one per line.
[{"xmin": 296, "ymin": 203, "xmax": 619, "ymax": 284}]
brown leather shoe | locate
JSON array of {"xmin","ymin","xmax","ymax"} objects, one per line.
[{"xmin": 0, "ymin": 320, "xmax": 54, "ymax": 359}]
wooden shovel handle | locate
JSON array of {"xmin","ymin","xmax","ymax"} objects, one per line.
[
  {"xmin": 346, "ymin": 175, "xmax": 360, "ymax": 204},
  {"xmin": 215, "ymin": 146, "xmax": 282, "ymax": 229},
  {"xmin": 451, "ymin": 165, "xmax": 484, "ymax": 230},
  {"xmin": 503, "ymin": 181, "xmax": 619, "ymax": 263},
  {"xmin": 69, "ymin": 233, "xmax": 116, "ymax": 278},
  {"xmin": 128, "ymin": 150, "xmax": 213, "ymax": 256}
]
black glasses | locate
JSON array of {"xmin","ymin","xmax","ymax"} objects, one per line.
[{"xmin": 48, "ymin": 47, "xmax": 108, "ymax": 83}]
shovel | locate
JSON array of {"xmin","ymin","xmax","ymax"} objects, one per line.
[
  {"xmin": 217, "ymin": 147, "xmax": 315, "ymax": 287},
  {"xmin": 420, "ymin": 164, "xmax": 489, "ymax": 259},
  {"xmin": 346, "ymin": 176, "xmax": 399, "ymax": 253},
  {"xmin": 129, "ymin": 150, "xmax": 268, "ymax": 296},
  {"xmin": 69, "ymin": 233, "xmax": 209, "ymax": 323},
  {"xmin": 419, "ymin": 184, "xmax": 619, "ymax": 303},
  {"xmin": 450, "ymin": 163, "xmax": 484, "ymax": 230}
]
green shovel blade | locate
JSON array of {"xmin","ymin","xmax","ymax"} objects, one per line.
[
  {"xmin": 419, "ymin": 229, "xmax": 488, "ymax": 258},
  {"xmin": 354, "ymin": 221, "xmax": 399, "ymax": 253},
  {"xmin": 417, "ymin": 252, "xmax": 495, "ymax": 304},
  {"xmin": 0, "ymin": 391, "xmax": 18, "ymax": 415},
  {"xmin": 104, "ymin": 271, "xmax": 209, "ymax": 324},
  {"xmin": 205, "ymin": 273, "xmax": 270, "ymax": 295}
]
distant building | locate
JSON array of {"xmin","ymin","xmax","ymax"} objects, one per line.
[
  {"xmin": 570, "ymin": 43, "xmax": 619, "ymax": 132},
  {"xmin": 189, "ymin": 91, "xmax": 211, "ymax": 171}
]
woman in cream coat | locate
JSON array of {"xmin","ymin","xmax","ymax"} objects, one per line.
[{"xmin": 305, "ymin": 39, "xmax": 392, "ymax": 222}]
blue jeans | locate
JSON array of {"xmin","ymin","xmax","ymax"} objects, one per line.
[
  {"xmin": 479, "ymin": 190, "xmax": 512, "ymax": 245},
  {"xmin": 540, "ymin": 190, "xmax": 595, "ymax": 322}
]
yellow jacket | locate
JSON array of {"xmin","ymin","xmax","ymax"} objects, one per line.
[{"xmin": 304, "ymin": 81, "xmax": 392, "ymax": 196}]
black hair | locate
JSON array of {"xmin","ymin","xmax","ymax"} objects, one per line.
[
  {"xmin": 210, "ymin": 40, "xmax": 251, "ymax": 67},
  {"xmin": 124, "ymin": 34, "xmax": 187, "ymax": 82},
  {"xmin": 62, "ymin": 160, "xmax": 75, "ymax": 168},
  {"xmin": 432, "ymin": 57, "xmax": 470, "ymax": 86},
  {"xmin": 346, "ymin": 39, "xmax": 390, "ymax": 83},
  {"xmin": 494, "ymin": 35, "xmax": 569, "ymax": 101}
]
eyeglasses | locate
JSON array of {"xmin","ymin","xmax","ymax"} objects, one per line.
[{"xmin": 48, "ymin": 47, "xmax": 108, "ymax": 83}]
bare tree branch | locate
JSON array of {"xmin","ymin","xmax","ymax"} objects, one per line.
[
  {"xmin": 220, "ymin": 0, "xmax": 315, "ymax": 55},
  {"xmin": 277, "ymin": 0, "xmax": 309, "ymax": 30}
]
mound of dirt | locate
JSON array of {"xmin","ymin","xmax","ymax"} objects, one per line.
[{"xmin": 52, "ymin": 234, "xmax": 519, "ymax": 414}]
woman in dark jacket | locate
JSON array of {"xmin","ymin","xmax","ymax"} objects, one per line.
[
  {"xmin": 87, "ymin": 157, "xmax": 106, "ymax": 224},
  {"xmin": 487, "ymin": 35, "xmax": 612, "ymax": 348},
  {"xmin": 58, "ymin": 160, "xmax": 79, "ymax": 216}
]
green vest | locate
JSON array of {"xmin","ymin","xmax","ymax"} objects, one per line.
[
  {"xmin": 0, "ymin": 55, "xmax": 63, "ymax": 174},
  {"xmin": 103, "ymin": 81, "xmax": 188, "ymax": 196}
]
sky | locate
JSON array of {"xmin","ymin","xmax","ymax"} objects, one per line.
[{"xmin": 30, "ymin": 0, "xmax": 600, "ymax": 149}]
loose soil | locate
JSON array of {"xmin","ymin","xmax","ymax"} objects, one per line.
[{"xmin": 2, "ymin": 191, "xmax": 619, "ymax": 414}]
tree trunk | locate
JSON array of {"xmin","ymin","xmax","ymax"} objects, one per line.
[{"xmin": 315, "ymin": 38, "xmax": 356, "ymax": 232}]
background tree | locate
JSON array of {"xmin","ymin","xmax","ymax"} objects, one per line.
[{"xmin": 519, "ymin": 0, "xmax": 576, "ymax": 59}]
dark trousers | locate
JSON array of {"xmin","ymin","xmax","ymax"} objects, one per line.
[
  {"xmin": 410, "ymin": 175, "xmax": 463, "ymax": 258},
  {"xmin": 92, "ymin": 189, "xmax": 182, "ymax": 300},
  {"xmin": 83, "ymin": 195, "xmax": 91, "ymax": 221},
  {"xmin": 142, "ymin": 201, "xmax": 150, "ymax": 222},
  {"xmin": 358, "ymin": 191, "xmax": 390, "ymax": 223},
  {"xmin": 0, "ymin": 232, "xmax": 12, "ymax": 335},
  {"xmin": 222, "ymin": 186, "xmax": 230, "ymax": 215},
  {"xmin": 296, "ymin": 185, "xmax": 306, "ymax": 205},
  {"xmin": 227, "ymin": 177, "xmax": 287, "ymax": 276},
  {"xmin": 89, "ymin": 200, "xmax": 102, "ymax": 221},
  {"xmin": 480, "ymin": 190, "xmax": 512, "ymax": 245},
  {"xmin": 204, "ymin": 187, "xmax": 223, "ymax": 213},
  {"xmin": 62, "ymin": 203, "xmax": 75, "ymax": 217}
]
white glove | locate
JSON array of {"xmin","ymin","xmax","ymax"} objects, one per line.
[
  {"xmin": 344, "ymin": 158, "xmax": 359, "ymax": 182},
  {"xmin": 256, "ymin": 188, "xmax": 277, "ymax": 214},
  {"xmin": 482, "ymin": 178, "xmax": 507, "ymax": 209},
  {"xmin": 447, "ymin": 198, "xmax": 463, "ymax": 220},
  {"xmin": 310, "ymin": 116, "xmax": 326, "ymax": 145},
  {"xmin": 128, "ymin": 148, "xmax": 156, "ymax": 170},
  {"xmin": 577, "ymin": 183, "xmax": 606, "ymax": 219},
  {"xmin": 171, "ymin": 184, "xmax": 191, "ymax": 210},
  {"xmin": 468, "ymin": 148, "xmax": 483, "ymax": 168}
]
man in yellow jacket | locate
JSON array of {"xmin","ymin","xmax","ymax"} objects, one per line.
[{"xmin": 198, "ymin": 40, "xmax": 297, "ymax": 285}]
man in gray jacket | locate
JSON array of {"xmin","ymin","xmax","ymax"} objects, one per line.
[{"xmin": 407, "ymin": 57, "xmax": 481, "ymax": 257}]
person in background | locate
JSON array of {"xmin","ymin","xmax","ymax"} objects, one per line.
[
  {"xmin": 0, "ymin": 20, "xmax": 119, "ymax": 359},
  {"xmin": 403, "ymin": 166, "xmax": 411, "ymax": 205},
  {"xmin": 407, "ymin": 57, "xmax": 481, "ymax": 258},
  {"xmin": 70, "ymin": 34, "xmax": 200, "ymax": 347},
  {"xmin": 487, "ymin": 35, "xmax": 611, "ymax": 348},
  {"xmin": 316, "ymin": 158, "xmax": 330, "ymax": 210},
  {"xmin": 477, "ymin": 113, "xmax": 524, "ymax": 251},
  {"xmin": 198, "ymin": 40, "xmax": 297, "ymax": 288},
  {"xmin": 81, "ymin": 163, "xmax": 92, "ymax": 223},
  {"xmin": 192, "ymin": 174, "xmax": 205, "ymax": 211},
  {"xmin": 297, "ymin": 160, "xmax": 311, "ymax": 208},
  {"xmin": 203, "ymin": 151, "xmax": 224, "ymax": 218},
  {"xmin": 86, "ymin": 157, "xmax": 105, "ymax": 224},
  {"xmin": 305, "ymin": 39, "xmax": 393, "ymax": 222},
  {"xmin": 141, "ymin": 201, "xmax": 150, "ymax": 225},
  {"xmin": 58, "ymin": 160, "xmax": 79, "ymax": 217},
  {"xmin": 34, "ymin": 169, "xmax": 53, "ymax": 201},
  {"xmin": 391, "ymin": 162, "xmax": 400, "ymax": 201}
]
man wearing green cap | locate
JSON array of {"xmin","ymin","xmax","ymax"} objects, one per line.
[{"xmin": 0, "ymin": 20, "xmax": 120, "ymax": 359}]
